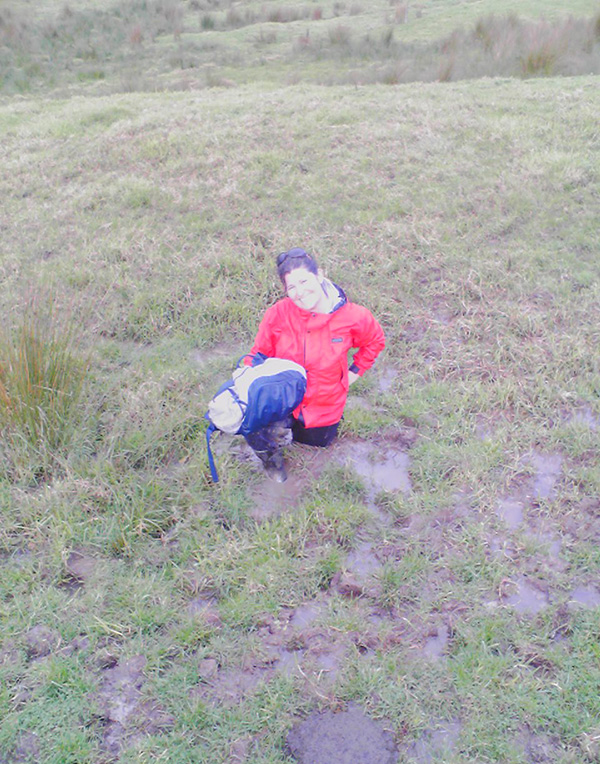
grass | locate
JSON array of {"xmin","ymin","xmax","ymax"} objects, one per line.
[
  {"xmin": 0, "ymin": 0, "xmax": 599, "ymax": 761},
  {"xmin": 0, "ymin": 297, "xmax": 89, "ymax": 482},
  {"xmin": 1, "ymin": 0, "xmax": 599, "ymax": 93}
]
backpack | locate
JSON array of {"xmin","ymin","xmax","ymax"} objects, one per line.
[{"xmin": 205, "ymin": 353, "xmax": 307, "ymax": 482}]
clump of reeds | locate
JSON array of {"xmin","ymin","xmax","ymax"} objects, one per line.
[{"xmin": 0, "ymin": 298, "xmax": 89, "ymax": 481}]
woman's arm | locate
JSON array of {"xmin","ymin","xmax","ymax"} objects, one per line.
[{"xmin": 349, "ymin": 305, "xmax": 386, "ymax": 376}]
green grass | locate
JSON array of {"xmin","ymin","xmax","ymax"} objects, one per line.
[
  {"xmin": 0, "ymin": 0, "xmax": 599, "ymax": 761},
  {"xmin": 1, "ymin": 0, "xmax": 599, "ymax": 93},
  {"xmin": 0, "ymin": 297, "xmax": 89, "ymax": 481}
]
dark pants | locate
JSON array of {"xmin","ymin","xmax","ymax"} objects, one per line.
[{"xmin": 245, "ymin": 416, "xmax": 339, "ymax": 455}]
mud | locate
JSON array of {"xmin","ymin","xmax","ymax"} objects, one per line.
[
  {"xmin": 502, "ymin": 576, "xmax": 549, "ymax": 615},
  {"xmin": 337, "ymin": 441, "xmax": 412, "ymax": 495},
  {"xmin": 530, "ymin": 452, "xmax": 562, "ymax": 501},
  {"xmin": 187, "ymin": 595, "xmax": 222, "ymax": 627},
  {"xmin": 403, "ymin": 719, "xmax": 461, "ymax": 763},
  {"xmin": 61, "ymin": 550, "xmax": 98, "ymax": 593},
  {"xmin": 290, "ymin": 601, "xmax": 324, "ymax": 629},
  {"xmin": 496, "ymin": 498, "xmax": 524, "ymax": 530},
  {"xmin": 192, "ymin": 665, "xmax": 270, "ymax": 706},
  {"xmin": 568, "ymin": 586, "xmax": 600, "ymax": 609},
  {"xmin": 5, "ymin": 731, "xmax": 40, "ymax": 763},
  {"xmin": 515, "ymin": 725, "xmax": 563, "ymax": 763},
  {"xmin": 24, "ymin": 625, "xmax": 61, "ymax": 660},
  {"xmin": 377, "ymin": 367, "xmax": 398, "ymax": 393},
  {"xmin": 244, "ymin": 440, "xmax": 334, "ymax": 522},
  {"xmin": 286, "ymin": 703, "xmax": 398, "ymax": 764},
  {"xmin": 344, "ymin": 542, "xmax": 382, "ymax": 581},
  {"xmin": 567, "ymin": 405, "xmax": 599, "ymax": 430},
  {"xmin": 334, "ymin": 439, "xmax": 412, "ymax": 525},
  {"xmin": 98, "ymin": 654, "xmax": 174, "ymax": 757},
  {"xmin": 246, "ymin": 470, "xmax": 307, "ymax": 522},
  {"xmin": 422, "ymin": 623, "xmax": 450, "ymax": 661}
]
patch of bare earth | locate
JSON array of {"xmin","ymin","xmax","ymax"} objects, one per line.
[
  {"xmin": 96, "ymin": 655, "xmax": 175, "ymax": 758},
  {"xmin": 286, "ymin": 703, "xmax": 399, "ymax": 764}
]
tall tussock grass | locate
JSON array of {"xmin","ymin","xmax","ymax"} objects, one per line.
[
  {"xmin": 305, "ymin": 13, "xmax": 600, "ymax": 84},
  {"xmin": 0, "ymin": 299, "xmax": 89, "ymax": 482}
]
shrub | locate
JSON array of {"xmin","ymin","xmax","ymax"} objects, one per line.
[
  {"xmin": 0, "ymin": 298, "xmax": 89, "ymax": 481},
  {"xmin": 329, "ymin": 23, "xmax": 351, "ymax": 45},
  {"xmin": 200, "ymin": 13, "xmax": 215, "ymax": 30}
]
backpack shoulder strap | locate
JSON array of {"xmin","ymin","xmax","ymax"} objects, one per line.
[{"xmin": 204, "ymin": 417, "xmax": 220, "ymax": 483}]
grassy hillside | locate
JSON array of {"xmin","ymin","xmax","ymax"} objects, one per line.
[
  {"xmin": 1, "ymin": 0, "xmax": 600, "ymax": 93},
  {"xmin": 1, "ymin": 0, "xmax": 600, "ymax": 762}
]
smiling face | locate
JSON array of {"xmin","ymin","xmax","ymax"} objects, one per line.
[{"xmin": 284, "ymin": 266, "xmax": 326, "ymax": 313}]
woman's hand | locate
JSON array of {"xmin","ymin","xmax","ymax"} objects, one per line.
[{"xmin": 348, "ymin": 370, "xmax": 360, "ymax": 386}]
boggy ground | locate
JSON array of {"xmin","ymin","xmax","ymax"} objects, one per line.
[
  {"xmin": 3, "ymin": 370, "xmax": 598, "ymax": 762},
  {"xmin": 1, "ymin": 45, "xmax": 599, "ymax": 762}
]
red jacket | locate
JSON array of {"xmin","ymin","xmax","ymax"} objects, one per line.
[{"xmin": 248, "ymin": 288, "xmax": 385, "ymax": 428}]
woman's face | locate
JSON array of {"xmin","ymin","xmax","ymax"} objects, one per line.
[{"xmin": 284, "ymin": 266, "xmax": 325, "ymax": 312}]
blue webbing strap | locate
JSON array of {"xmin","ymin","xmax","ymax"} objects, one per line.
[{"xmin": 205, "ymin": 417, "xmax": 219, "ymax": 483}]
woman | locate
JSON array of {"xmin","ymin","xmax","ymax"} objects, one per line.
[{"xmin": 245, "ymin": 247, "xmax": 385, "ymax": 481}]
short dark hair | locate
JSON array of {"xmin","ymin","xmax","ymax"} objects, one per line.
[{"xmin": 276, "ymin": 248, "xmax": 318, "ymax": 283}]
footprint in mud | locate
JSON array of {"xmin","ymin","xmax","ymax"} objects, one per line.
[
  {"xmin": 192, "ymin": 666, "xmax": 270, "ymax": 707},
  {"xmin": 286, "ymin": 703, "xmax": 398, "ymax": 764},
  {"xmin": 61, "ymin": 549, "xmax": 98, "ymax": 593}
]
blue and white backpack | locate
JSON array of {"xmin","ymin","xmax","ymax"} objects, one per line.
[{"xmin": 205, "ymin": 354, "xmax": 307, "ymax": 482}]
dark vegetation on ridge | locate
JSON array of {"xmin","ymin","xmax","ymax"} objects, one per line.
[{"xmin": 1, "ymin": 0, "xmax": 600, "ymax": 94}]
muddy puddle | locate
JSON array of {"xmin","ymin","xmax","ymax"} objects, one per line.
[
  {"xmin": 568, "ymin": 585, "xmax": 600, "ymax": 609},
  {"xmin": 344, "ymin": 542, "xmax": 382, "ymax": 581},
  {"xmin": 290, "ymin": 601, "xmax": 325, "ymax": 629},
  {"xmin": 530, "ymin": 452, "xmax": 562, "ymax": 501},
  {"xmin": 502, "ymin": 576, "xmax": 549, "ymax": 615},
  {"xmin": 335, "ymin": 440, "xmax": 412, "ymax": 523},
  {"xmin": 403, "ymin": 719, "xmax": 461, "ymax": 763},
  {"xmin": 244, "ymin": 442, "xmax": 332, "ymax": 522},
  {"xmin": 246, "ymin": 470, "xmax": 307, "ymax": 522},
  {"xmin": 335, "ymin": 440, "xmax": 412, "ymax": 494},
  {"xmin": 286, "ymin": 703, "xmax": 398, "ymax": 764},
  {"xmin": 245, "ymin": 436, "xmax": 413, "ymax": 525},
  {"xmin": 421, "ymin": 623, "xmax": 450, "ymax": 661},
  {"xmin": 496, "ymin": 498, "xmax": 525, "ymax": 530}
]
